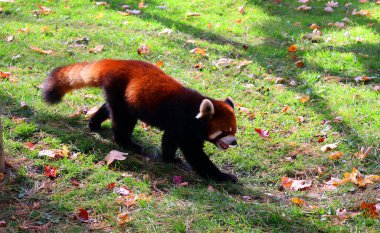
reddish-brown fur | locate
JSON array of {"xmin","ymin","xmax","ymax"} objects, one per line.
[{"xmin": 43, "ymin": 59, "xmax": 238, "ymax": 182}]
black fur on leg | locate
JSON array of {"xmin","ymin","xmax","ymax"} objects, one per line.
[
  {"xmin": 161, "ymin": 130, "xmax": 181, "ymax": 164},
  {"xmin": 89, "ymin": 103, "xmax": 110, "ymax": 131},
  {"xmin": 178, "ymin": 135, "xmax": 237, "ymax": 183}
]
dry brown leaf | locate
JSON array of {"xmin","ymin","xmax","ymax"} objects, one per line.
[
  {"xmin": 18, "ymin": 28, "xmax": 30, "ymax": 33},
  {"xmin": 297, "ymin": 5, "xmax": 312, "ymax": 11},
  {"xmin": 295, "ymin": 116, "xmax": 305, "ymax": 123},
  {"xmin": 156, "ymin": 60, "xmax": 164, "ymax": 67},
  {"xmin": 104, "ymin": 150, "xmax": 128, "ymax": 165},
  {"xmin": 0, "ymin": 173, "xmax": 5, "ymax": 181},
  {"xmin": 117, "ymin": 212, "xmax": 131, "ymax": 225},
  {"xmin": 30, "ymin": 46, "xmax": 54, "ymax": 55},
  {"xmin": 297, "ymin": 95, "xmax": 310, "ymax": 103},
  {"xmin": 341, "ymin": 167, "xmax": 380, "ymax": 187},
  {"xmin": 280, "ymin": 106, "xmax": 290, "ymax": 113},
  {"xmin": 291, "ymin": 197, "xmax": 305, "ymax": 205},
  {"xmin": 189, "ymin": 47, "xmax": 206, "ymax": 56},
  {"xmin": 352, "ymin": 9, "xmax": 371, "ymax": 16},
  {"xmin": 186, "ymin": 12, "xmax": 201, "ymax": 17},
  {"xmin": 137, "ymin": 44, "xmax": 150, "ymax": 55},
  {"xmin": 95, "ymin": 1, "xmax": 109, "ymax": 6},
  {"xmin": 238, "ymin": 6, "xmax": 245, "ymax": 14},
  {"xmin": 0, "ymin": 71, "xmax": 18, "ymax": 82},
  {"xmin": 238, "ymin": 107, "xmax": 255, "ymax": 119},
  {"xmin": 288, "ymin": 45, "xmax": 297, "ymax": 52},
  {"xmin": 328, "ymin": 151, "xmax": 343, "ymax": 160},
  {"xmin": 89, "ymin": 45, "xmax": 104, "ymax": 53},
  {"xmin": 321, "ymin": 143, "xmax": 337, "ymax": 152},
  {"xmin": 6, "ymin": 35, "xmax": 14, "ymax": 42},
  {"xmin": 37, "ymin": 4, "xmax": 51, "ymax": 15},
  {"xmin": 354, "ymin": 146, "xmax": 373, "ymax": 160}
]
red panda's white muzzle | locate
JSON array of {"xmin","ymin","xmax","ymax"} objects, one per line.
[{"xmin": 215, "ymin": 135, "xmax": 237, "ymax": 150}]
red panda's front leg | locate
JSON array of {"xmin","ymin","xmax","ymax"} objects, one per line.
[
  {"xmin": 178, "ymin": 139, "xmax": 237, "ymax": 183},
  {"xmin": 89, "ymin": 103, "xmax": 109, "ymax": 131}
]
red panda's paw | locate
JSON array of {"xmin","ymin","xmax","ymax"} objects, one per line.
[{"xmin": 214, "ymin": 172, "xmax": 238, "ymax": 183}]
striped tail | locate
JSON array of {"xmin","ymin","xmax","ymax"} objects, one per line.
[{"xmin": 43, "ymin": 61, "xmax": 102, "ymax": 104}]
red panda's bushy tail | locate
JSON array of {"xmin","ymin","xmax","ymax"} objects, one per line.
[{"xmin": 43, "ymin": 61, "xmax": 103, "ymax": 104}]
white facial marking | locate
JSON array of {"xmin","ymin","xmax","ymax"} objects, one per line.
[
  {"xmin": 230, "ymin": 127, "xmax": 232, "ymax": 132},
  {"xmin": 208, "ymin": 130, "xmax": 222, "ymax": 140},
  {"xmin": 219, "ymin": 135, "xmax": 236, "ymax": 145}
]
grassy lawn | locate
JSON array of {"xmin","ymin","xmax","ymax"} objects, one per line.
[{"xmin": 0, "ymin": 0, "xmax": 379, "ymax": 232}]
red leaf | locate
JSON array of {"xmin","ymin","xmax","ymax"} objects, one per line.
[
  {"xmin": 255, "ymin": 128, "xmax": 270, "ymax": 138},
  {"xmin": 43, "ymin": 165, "xmax": 57, "ymax": 178},
  {"xmin": 77, "ymin": 208, "xmax": 89, "ymax": 221},
  {"xmin": 317, "ymin": 138, "xmax": 325, "ymax": 143},
  {"xmin": 360, "ymin": 202, "xmax": 378, "ymax": 218},
  {"xmin": 71, "ymin": 179, "xmax": 80, "ymax": 186},
  {"xmin": 107, "ymin": 182, "xmax": 115, "ymax": 190},
  {"xmin": 24, "ymin": 142, "xmax": 36, "ymax": 150}
]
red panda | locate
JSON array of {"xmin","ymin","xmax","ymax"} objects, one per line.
[{"xmin": 43, "ymin": 59, "xmax": 238, "ymax": 182}]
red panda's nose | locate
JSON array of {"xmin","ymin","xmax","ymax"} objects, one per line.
[{"xmin": 230, "ymin": 140, "xmax": 237, "ymax": 146}]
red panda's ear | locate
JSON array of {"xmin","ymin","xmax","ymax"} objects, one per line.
[
  {"xmin": 196, "ymin": 99, "xmax": 215, "ymax": 119},
  {"xmin": 225, "ymin": 97, "xmax": 234, "ymax": 109}
]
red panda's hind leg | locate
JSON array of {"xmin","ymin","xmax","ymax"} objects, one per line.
[
  {"xmin": 161, "ymin": 131, "xmax": 181, "ymax": 164},
  {"xmin": 89, "ymin": 103, "xmax": 110, "ymax": 131}
]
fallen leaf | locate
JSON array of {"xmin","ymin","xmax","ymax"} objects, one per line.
[
  {"xmin": 137, "ymin": 44, "xmax": 150, "ymax": 55},
  {"xmin": 0, "ymin": 71, "xmax": 17, "ymax": 82},
  {"xmin": 295, "ymin": 61, "xmax": 304, "ymax": 67},
  {"xmin": 239, "ymin": 107, "xmax": 255, "ymax": 119},
  {"xmin": 288, "ymin": 45, "xmax": 297, "ymax": 52},
  {"xmin": 255, "ymin": 128, "xmax": 269, "ymax": 138},
  {"xmin": 38, "ymin": 149, "xmax": 64, "ymax": 159},
  {"xmin": 138, "ymin": 0, "xmax": 146, "ymax": 9},
  {"xmin": 354, "ymin": 146, "xmax": 373, "ymax": 160},
  {"xmin": 207, "ymin": 185, "xmax": 215, "ymax": 192},
  {"xmin": 298, "ymin": 0, "xmax": 309, "ymax": 3},
  {"xmin": 126, "ymin": 9, "xmax": 141, "ymax": 15},
  {"xmin": 295, "ymin": 116, "xmax": 305, "ymax": 123},
  {"xmin": 291, "ymin": 197, "xmax": 305, "ymax": 205},
  {"xmin": 280, "ymin": 106, "xmax": 290, "ymax": 113},
  {"xmin": 6, "ymin": 35, "xmax": 14, "ymax": 42},
  {"xmin": 309, "ymin": 24, "xmax": 320, "ymax": 30},
  {"xmin": 322, "ymin": 177, "xmax": 341, "ymax": 190},
  {"xmin": 317, "ymin": 137, "xmax": 325, "ymax": 143},
  {"xmin": 0, "ymin": 220, "xmax": 6, "ymax": 227},
  {"xmin": 328, "ymin": 151, "xmax": 343, "ymax": 160},
  {"xmin": 37, "ymin": 4, "xmax": 51, "ymax": 15},
  {"xmin": 324, "ymin": 6, "xmax": 333, "ymax": 12},
  {"xmin": 334, "ymin": 116, "xmax": 343, "ymax": 123},
  {"xmin": 352, "ymin": 9, "xmax": 371, "ymax": 16},
  {"xmin": 117, "ymin": 212, "xmax": 131, "ymax": 225},
  {"xmin": 297, "ymin": 5, "xmax": 312, "ymax": 11},
  {"xmin": 374, "ymin": 86, "xmax": 380, "ymax": 92},
  {"xmin": 77, "ymin": 208, "xmax": 89, "ymax": 222},
  {"xmin": 156, "ymin": 60, "xmax": 164, "ymax": 67},
  {"xmin": 238, "ymin": 6, "xmax": 245, "ymax": 14},
  {"xmin": 297, "ymin": 95, "xmax": 310, "ymax": 103},
  {"xmin": 282, "ymin": 177, "xmax": 312, "ymax": 191},
  {"xmin": 0, "ymin": 173, "xmax": 5, "ymax": 181},
  {"xmin": 189, "ymin": 47, "xmax": 206, "ymax": 56},
  {"xmin": 354, "ymin": 76, "xmax": 374, "ymax": 82},
  {"xmin": 95, "ymin": 12, "xmax": 104, "ymax": 20},
  {"xmin": 321, "ymin": 143, "xmax": 338, "ymax": 152},
  {"xmin": 242, "ymin": 196, "xmax": 252, "ymax": 201},
  {"xmin": 30, "ymin": 46, "xmax": 54, "ymax": 55},
  {"xmin": 89, "ymin": 45, "xmax": 104, "ymax": 53},
  {"xmin": 186, "ymin": 12, "xmax": 201, "ymax": 17},
  {"xmin": 104, "ymin": 150, "xmax": 128, "ymax": 165},
  {"xmin": 360, "ymin": 202, "xmax": 378, "ymax": 218},
  {"xmin": 43, "ymin": 165, "xmax": 57, "ymax": 178},
  {"xmin": 106, "ymin": 182, "xmax": 115, "ymax": 190},
  {"xmin": 114, "ymin": 187, "xmax": 131, "ymax": 196},
  {"xmin": 141, "ymin": 122, "xmax": 150, "ymax": 131},
  {"xmin": 336, "ymin": 208, "xmax": 358, "ymax": 221},
  {"xmin": 71, "ymin": 179, "xmax": 80, "ymax": 186},
  {"xmin": 158, "ymin": 28, "xmax": 173, "ymax": 35},
  {"xmin": 24, "ymin": 142, "xmax": 36, "ymax": 150},
  {"xmin": 95, "ymin": 1, "xmax": 109, "ymax": 6},
  {"xmin": 235, "ymin": 19, "xmax": 242, "ymax": 24},
  {"xmin": 341, "ymin": 168, "xmax": 380, "ymax": 187},
  {"xmin": 18, "ymin": 28, "xmax": 30, "ymax": 33},
  {"xmin": 173, "ymin": 176, "xmax": 182, "ymax": 185},
  {"xmin": 194, "ymin": 63, "xmax": 203, "ymax": 69}
]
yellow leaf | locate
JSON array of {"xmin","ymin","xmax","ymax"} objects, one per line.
[
  {"xmin": 30, "ymin": 46, "xmax": 54, "ymax": 55},
  {"xmin": 328, "ymin": 151, "xmax": 343, "ymax": 160},
  {"xmin": 297, "ymin": 95, "xmax": 310, "ymax": 103},
  {"xmin": 291, "ymin": 197, "xmax": 305, "ymax": 205},
  {"xmin": 117, "ymin": 212, "xmax": 131, "ymax": 225},
  {"xmin": 156, "ymin": 60, "xmax": 164, "ymax": 68},
  {"xmin": 280, "ymin": 105, "xmax": 290, "ymax": 113}
]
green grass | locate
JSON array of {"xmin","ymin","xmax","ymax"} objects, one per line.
[{"xmin": 0, "ymin": 0, "xmax": 379, "ymax": 232}]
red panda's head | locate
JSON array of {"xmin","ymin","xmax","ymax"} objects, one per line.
[{"xmin": 196, "ymin": 97, "xmax": 237, "ymax": 150}]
